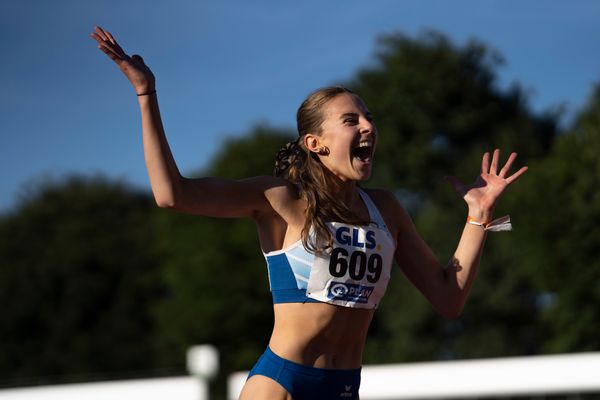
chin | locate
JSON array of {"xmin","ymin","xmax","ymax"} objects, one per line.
[{"xmin": 356, "ymin": 171, "xmax": 372, "ymax": 181}]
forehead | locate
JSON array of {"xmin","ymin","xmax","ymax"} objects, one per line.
[{"xmin": 322, "ymin": 93, "xmax": 370, "ymax": 117}]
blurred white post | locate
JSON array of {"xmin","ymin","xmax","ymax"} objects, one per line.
[{"xmin": 187, "ymin": 345, "xmax": 220, "ymax": 400}]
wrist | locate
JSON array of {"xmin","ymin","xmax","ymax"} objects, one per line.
[
  {"xmin": 134, "ymin": 83, "xmax": 155, "ymax": 96},
  {"xmin": 137, "ymin": 89, "xmax": 156, "ymax": 97},
  {"xmin": 467, "ymin": 206, "xmax": 493, "ymax": 223}
]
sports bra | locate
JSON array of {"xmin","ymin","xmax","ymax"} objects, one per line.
[{"xmin": 263, "ymin": 189, "xmax": 395, "ymax": 309}]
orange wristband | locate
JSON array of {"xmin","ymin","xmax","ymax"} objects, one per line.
[{"xmin": 467, "ymin": 215, "xmax": 512, "ymax": 231}]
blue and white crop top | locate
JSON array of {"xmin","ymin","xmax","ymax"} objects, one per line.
[{"xmin": 263, "ymin": 189, "xmax": 396, "ymax": 309}]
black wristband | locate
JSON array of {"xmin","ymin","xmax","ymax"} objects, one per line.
[{"xmin": 137, "ymin": 90, "xmax": 157, "ymax": 97}]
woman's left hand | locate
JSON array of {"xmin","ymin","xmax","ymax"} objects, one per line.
[{"xmin": 445, "ymin": 149, "xmax": 528, "ymax": 219}]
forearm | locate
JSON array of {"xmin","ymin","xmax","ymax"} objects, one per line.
[
  {"xmin": 398, "ymin": 150, "xmax": 526, "ymax": 318},
  {"xmin": 443, "ymin": 206, "xmax": 491, "ymax": 314},
  {"xmin": 138, "ymin": 93, "xmax": 183, "ymax": 207},
  {"xmin": 91, "ymin": 27, "xmax": 195, "ymax": 209}
]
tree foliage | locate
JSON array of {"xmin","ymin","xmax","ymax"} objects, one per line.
[
  {"xmin": 0, "ymin": 177, "xmax": 167, "ymax": 386},
  {"xmin": 510, "ymin": 86, "xmax": 600, "ymax": 354}
]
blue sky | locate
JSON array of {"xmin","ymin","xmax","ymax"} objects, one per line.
[{"xmin": 1, "ymin": 0, "xmax": 599, "ymax": 213}]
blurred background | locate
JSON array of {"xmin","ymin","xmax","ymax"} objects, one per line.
[{"xmin": 1, "ymin": 1, "xmax": 599, "ymax": 399}]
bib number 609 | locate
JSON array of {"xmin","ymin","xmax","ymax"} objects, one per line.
[{"xmin": 329, "ymin": 248, "xmax": 382, "ymax": 283}]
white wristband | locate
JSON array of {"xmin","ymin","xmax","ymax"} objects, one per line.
[{"xmin": 467, "ymin": 215, "xmax": 512, "ymax": 232}]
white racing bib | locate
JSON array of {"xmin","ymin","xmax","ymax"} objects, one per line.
[{"xmin": 306, "ymin": 221, "xmax": 395, "ymax": 309}]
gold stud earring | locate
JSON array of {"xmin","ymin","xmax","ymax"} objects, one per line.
[{"xmin": 317, "ymin": 147, "xmax": 329, "ymax": 156}]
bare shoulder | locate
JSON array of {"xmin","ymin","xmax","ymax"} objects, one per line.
[
  {"xmin": 236, "ymin": 175, "xmax": 288, "ymax": 197},
  {"xmin": 249, "ymin": 176, "xmax": 305, "ymax": 223},
  {"xmin": 254, "ymin": 175, "xmax": 298, "ymax": 200},
  {"xmin": 254, "ymin": 176, "xmax": 301, "ymax": 206},
  {"xmin": 249, "ymin": 176, "xmax": 306, "ymax": 252}
]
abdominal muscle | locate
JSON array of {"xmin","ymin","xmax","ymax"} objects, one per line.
[{"xmin": 268, "ymin": 302, "xmax": 374, "ymax": 369}]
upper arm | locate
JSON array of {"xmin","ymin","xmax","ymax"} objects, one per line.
[
  {"xmin": 381, "ymin": 193, "xmax": 447, "ymax": 309},
  {"xmin": 168, "ymin": 175, "xmax": 297, "ymax": 220}
]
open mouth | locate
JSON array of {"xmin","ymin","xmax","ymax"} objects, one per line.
[{"xmin": 352, "ymin": 141, "xmax": 373, "ymax": 162}]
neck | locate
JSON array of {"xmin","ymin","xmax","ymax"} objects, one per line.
[{"xmin": 327, "ymin": 174, "xmax": 361, "ymax": 205}]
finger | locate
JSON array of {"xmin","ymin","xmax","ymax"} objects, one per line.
[
  {"xmin": 105, "ymin": 36, "xmax": 128, "ymax": 58},
  {"xmin": 113, "ymin": 41, "xmax": 127, "ymax": 56},
  {"xmin": 104, "ymin": 30, "xmax": 117, "ymax": 45},
  {"xmin": 444, "ymin": 176, "xmax": 466, "ymax": 196},
  {"xmin": 98, "ymin": 41, "xmax": 124, "ymax": 61},
  {"xmin": 91, "ymin": 31, "xmax": 117, "ymax": 53},
  {"xmin": 490, "ymin": 149, "xmax": 500, "ymax": 175},
  {"xmin": 94, "ymin": 26, "xmax": 109, "ymax": 42},
  {"xmin": 481, "ymin": 152, "xmax": 490, "ymax": 174},
  {"xmin": 498, "ymin": 152, "xmax": 517, "ymax": 178},
  {"xmin": 93, "ymin": 28, "xmax": 127, "ymax": 55},
  {"xmin": 505, "ymin": 166, "xmax": 528, "ymax": 185},
  {"xmin": 98, "ymin": 45, "xmax": 122, "ymax": 62},
  {"xmin": 90, "ymin": 32, "xmax": 104, "ymax": 44}
]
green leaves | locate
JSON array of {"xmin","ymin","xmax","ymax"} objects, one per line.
[
  {"xmin": 0, "ymin": 177, "xmax": 166, "ymax": 385},
  {"xmin": 510, "ymin": 86, "xmax": 600, "ymax": 354}
]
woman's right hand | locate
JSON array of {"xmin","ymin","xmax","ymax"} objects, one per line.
[{"xmin": 90, "ymin": 26, "xmax": 155, "ymax": 95}]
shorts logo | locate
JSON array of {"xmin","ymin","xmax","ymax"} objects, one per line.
[
  {"xmin": 340, "ymin": 384, "xmax": 353, "ymax": 397},
  {"xmin": 328, "ymin": 282, "xmax": 373, "ymax": 303}
]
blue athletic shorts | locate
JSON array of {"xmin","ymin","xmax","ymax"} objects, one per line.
[{"xmin": 247, "ymin": 347, "xmax": 361, "ymax": 400}]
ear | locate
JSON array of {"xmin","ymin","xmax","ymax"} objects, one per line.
[{"xmin": 303, "ymin": 134, "xmax": 322, "ymax": 155}]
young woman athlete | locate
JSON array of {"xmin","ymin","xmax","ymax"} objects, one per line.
[{"xmin": 91, "ymin": 26, "xmax": 528, "ymax": 400}]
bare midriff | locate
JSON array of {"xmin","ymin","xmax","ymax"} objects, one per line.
[{"xmin": 268, "ymin": 302, "xmax": 374, "ymax": 370}]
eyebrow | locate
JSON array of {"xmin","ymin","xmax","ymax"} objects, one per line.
[{"xmin": 339, "ymin": 112, "xmax": 372, "ymax": 119}]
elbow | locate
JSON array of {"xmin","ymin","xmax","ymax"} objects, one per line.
[
  {"xmin": 155, "ymin": 197, "xmax": 177, "ymax": 209},
  {"xmin": 153, "ymin": 190, "xmax": 179, "ymax": 209},
  {"xmin": 152, "ymin": 180, "xmax": 183, "ymax": 209}
]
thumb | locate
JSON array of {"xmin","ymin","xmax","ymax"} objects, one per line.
[{"xmin": 131, "ymin": 54, "xmax": 145, "ymax": 64}]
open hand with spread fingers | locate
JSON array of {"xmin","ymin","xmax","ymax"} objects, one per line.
[
  {"xmin": 90, "ymin": 26, "xmax": 155, "ymax": 95},
  {"xmin": 445, "ymin": 149, "xmax": 528, "ymax": 218}
]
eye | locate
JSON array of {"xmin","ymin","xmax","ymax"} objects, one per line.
[{"xmin": 344, "ymin": 118, "xmax": 358, "ymax": 125}]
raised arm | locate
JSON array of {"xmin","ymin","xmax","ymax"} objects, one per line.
[
  {"xmin": 90, "ymin": 27, "xmax": 282, "ymax": 218},
  {"xmin": 394, "ymin": 150, "xmax": 528, "ymax": 318}
]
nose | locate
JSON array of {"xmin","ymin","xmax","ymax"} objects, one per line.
[{"xmin": 360, "ymin": 117, "xmax": 376, "ymax": 135}]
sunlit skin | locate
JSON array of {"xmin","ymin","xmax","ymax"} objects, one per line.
[
  {"xmin": 91, "ymin": 26, "xmax": 528, "ymax": 400},
  {"xmin": 304, "ymin": 93, "xmax": 377, "ymax": 184}
]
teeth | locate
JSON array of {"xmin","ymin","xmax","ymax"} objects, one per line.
[{"xmin": 356, "ymin": 142, "xmax": 371, "ymax": 148}]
